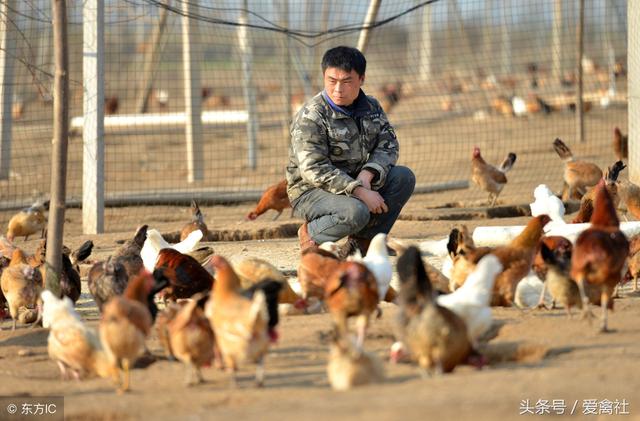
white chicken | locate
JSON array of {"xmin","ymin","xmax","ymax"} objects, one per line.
[
  {"xmin": 141, "ymin": 228, "xmax": 203, "ymax": 271},
  {"xmin": 348, "ymin": 233, "xmax": 392, "ymax": 300},
  {"xmin": 41, "ymin": 290, "xmax": 117, "ymax": 382},
  {"xmin": 436, "ymin": 254, "xmax": 503, "ymax": 346},
  {"xmin": 529, "ymin": 184, "xmax": 566, "ymax": 231}
]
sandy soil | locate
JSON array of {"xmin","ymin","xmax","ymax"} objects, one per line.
[{"xmin": 1, "ymin": 210, "xmax": 640, "ymax": 420}]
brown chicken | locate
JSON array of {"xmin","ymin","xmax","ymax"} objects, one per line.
[
  {"xmin": 553, "ymin": 138, "xmax": 603, "ymax": 200},
  {"xmin": 448, "ymin": 226, "xmax": 494, "ymax": 291},
  {"xmin": 204, "ymin": 256, "xmax": 270, "ymax": 387},
  {"xmin": 152, "ymin": 248, "xmax": 214, "ymax": 302},
  {"xmin": 451, "ymin": 216, "xmax": 551, "ymax": 306},
  {"xmin": 105, "ymin": 96, "xmax": 119, "ymax": 115},
  {"xmin": 395, "ymin": 246, "xmax": 471, "ymax": 375},
  {"xmin": 613, "ymin": 127, "xmax": 628, "ymax": 161},
  {"xmin": 156, "ymin": 301, "xmax": 185, "ymax": 359},
  {"xmin": 99, "ymin": 272, "xmax": 154, "ymax": 393},
  {"xmin": 378, "ymin": 82, "xmax": 402, "ymax": 114},
  {"xmin": 1, "ymin": 249, "xmax": 43, "ymax": 330},
  {"xmin": 180, "ymin": 200, "xmax": 209, "ymax": 241},
  {"xmin": 167, "ymin": 295, "xmax": 215, "ymax": 386},
  {"xmin": 571, "ymin": 180, "xmax": 629, "ymax": 332},
  {"xmin": 616, "ymin": 179, "xmax": 640, "ymax": 221},
  {"xmin": 470, "ymin": 147, "xmax": 517, "ymax": 207},
  {"xmin": 625, "ymin": 235, "xmax": 640, "ymax": 292},
  {"xmin": 6, "ymin": 201, "xmax": 47, "ymax": 241},
  {"xmin": 324, "ymin": 261, "xmax": 379, "ymax": 349},
  {"xmin": 297, "ymin": 248, "xmax": 342, "ymax": 299},
  {"xmin": 246, "ymin": 179, "xmax": 292, "ymax": 221},
  {"xmin": 230, "ymin": 255, "xmax": 304, "ymax": 307},
  {"xmin": 571, "ymin": 161, "xmax": 625, "ymax": 223}
]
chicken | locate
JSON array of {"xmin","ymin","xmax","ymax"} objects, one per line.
[
  {"xmin": 0, "ymin": 256, "xmax": 10, "ymax": 318},
  {"xmin": 451, "ymin": 216, "xmax": 551, "ymax": 306},
  {"xmin": 6, "ymin": 200, "xmax": 47, "ymax": 241},
  {"xmin": 230, "ymin": 255, "xmax": 304, "ymax": 307},
  {"xmin": 88, "ymin": 258, "xmax": 129, "ymax": 312},
  {"xmin": 104, "ymin": 96, "xmax": 119, "ymax": 115},
  {"xmin": 613, "ymin": 127, "xmax": 628, "ymax": 161},
  {"xmin": 297, "ymin": 248, "xmax": 342, "ymax": 299},
  {"xmin": 152, "ymin": 248, "xmax": 214, "ymax": 302},
  {"xmin": 386, "ymin": 237, "xmax": 450, "ymax": 294},
  {"xmin": 156, "ymin": 301, "xmax": 184, "ymax": 359},
  {"xmin": 204, "ymin": 256, "xmax": 271, "ymax": 387},
  {"xmin": 347, "ymin": 233, "xmax": 392, "ymax": 301},
  {"xmin": 470, "ymin": 147, "xmax": 517, "ymax": 207},
  {"xmin": 326, "ymin": 329, "xmax": 384, "ymax": 391},
  {"xmin": 623, "ymin": 234, "xmax": 640, "ymax": 292},
  {"xmin": 616, "ymin": 179, "xmax": 640, "ymax": 221},
  {"xmin": 240, "ymin": 280, "xmax": 283, "ymax": 343},
  {"xmin": 31, "ymin": 238, "xmax": 88, "ymax": 304},
  {"xmin": 531, "ymin": 236, "xmax": 572, "ymax": 281},
  {"xmin": 553, "ymin": 138, "xmax": 603, "ymax": 200},
  {"xmin": 395, "ymin": 246, "xmax": 471, "ymax": 375},
  {"xmin": 324, "ymin": 262, "xmax": 379, "ymax": 349},
  {"xmin": 571, "ymin": 161, "xmax": 625, "ymax": 223},
  {"xmin": 180, "ymin": 200, "xmax": 209, "ymax": 241},
  {"xmin": 167, "ymin": 295, "xmax": 215, "ymax": 386},
  {"xmin": 246, "ymin": 179, "xmax": 292, "ymax": 221},
  {"xmin": 436, "ymin": 254, "xmax": 503, "ymax": 347},
  {"xmin": 112, "ymin": 225, "xmax": 148, "ymax": 279},
  {"xmin": 529, "ymin": 184, "xmax": 565, "ymax": 227},
  {"xmin": 202, "ymin": 87, "xmax": 230, "ymax": 109},
  {"xmin": 539, "ymin": 242, "xmax": 582, "ymax": 317},
  {"xmin": 41, "ymin": 290, "xmax": 118, "ymax": 383},
  {"xmin": 141, "ymin": 228, "xmax": 203, "ymax": 272},
  {"xmin": 448, "ymin": 225, "xmax": 494, "ymax": 292},
  {"xmin": 1, "ymin": 249, "xmax": 43, "ymax": 330},
  {"xmin": 99, "ymin": 272, "xmax": 155, "ymax": 393},
  {"xmin": 571, "ymin": 180, "xmax": 629, "ymax": 332},
  {"xmin": 378, "ymin": 82, "xmax": 402, "ymax": 114}
]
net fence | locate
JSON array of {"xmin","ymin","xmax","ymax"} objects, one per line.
[{"xmin": 0, "ymin": 0, "xmax": 629, "ymax": 234}]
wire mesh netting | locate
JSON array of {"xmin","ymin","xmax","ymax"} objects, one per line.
[{"xmin": 0, "ymin": 0, "xmax": 629, "ymax": 234}]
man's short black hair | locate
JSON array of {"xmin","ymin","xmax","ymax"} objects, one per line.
[{"xmin": 321, "ymin": 46, "xmax": 366, "ymax": 77}]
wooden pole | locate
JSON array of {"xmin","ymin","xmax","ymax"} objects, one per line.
[
  {"xmin": 576, "ymin": 0, "xmax": 585, "ymax": 143},
  {"xmin": 357, "ymin": 0, "xmax": 382, "ymax": 54},
  {"xmin": 500, "ymin": 0, "xmax": 512, "ymax": 75},
  {"xmin": 135, "ymin": 1, "xmax": 170, "ymax": 114},
  {"xmin": 603, "ymin": 0, "xmax": 616, "ymax": 95},
  {"xmin": 280, "ymin": 0, "xmax": 292, "ymax": 138},
  {"xmin": 82, "ymin": 0, "xmax": 105, "ymax": 234},
  {"xmin": 552, "ymin": 0, "xmax": 563, "ymax": 84},
  {"xmin": 0, "ymin": 0, "xmax": 17, "ymax": 180},
  {"xmin": 629, "ymin": 0, "xmax": 640, "ymax": 184},
  {"xmin": 46, "ymin": 0, "xmax": 70, "ymax": 295},
  {"xmin": 182, "ymin": 0, "xmax": 204, "ymax": 182},
  {"xmin": 239, "ymin": 0, "xmax": 258, "ymax": 169}
]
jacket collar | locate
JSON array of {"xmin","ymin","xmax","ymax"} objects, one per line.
[{"xmin": 321, "ymin": 90, "xmax": 370, "ymax": 118}]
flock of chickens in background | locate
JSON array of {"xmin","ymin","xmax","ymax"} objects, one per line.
[{"xmin": 0, "ymin": 124, "xmax": 638, "ymax": 393}]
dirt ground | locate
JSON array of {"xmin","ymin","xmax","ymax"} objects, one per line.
[{"xmin": 1, "ymin": 207, "xmax": 640, "ymax": 420}]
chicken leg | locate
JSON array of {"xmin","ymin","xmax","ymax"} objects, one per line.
[
  {"xmin": 255, "ymin": 357, "xmax": 265, "ymax": 387},
  {"xmin": 576, "ymin": 278, "xmax": 594, "ymax": 324}
]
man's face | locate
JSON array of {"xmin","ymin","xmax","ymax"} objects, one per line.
[{"xmin": 323, "ymin": 67, "xmax": 364, "ymax": 107}]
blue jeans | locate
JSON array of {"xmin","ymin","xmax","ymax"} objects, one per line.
[{"xmin": 292, "ymin": 166, "xmax": 416, "ymax": 244}]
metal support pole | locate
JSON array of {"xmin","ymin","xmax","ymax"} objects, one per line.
[
  {"xmin": 418, "ymin": 3, "xmax": 433, "ymax": 81},
  {"xmin": 357, "ymin": 0, "xmax": 382, "ymax": 54},
  {"xmin": 629, "ymin": 0, "xmax": 640, "ymax": 183},
  {"xmin": 46, "ymin": 0, "xmax": 71, "ymax": 295},
  {"xmin": 239, "ymin": 0, "xmax": 258, "ymax": 169},
  {"xmin": 0, "ymin": 0, "xmax": 17, "ymax": 180},
  {"xmin": 82, "ymin": 0, "xmax": 105, "ymax": 234},
  {"xmin": 576, "ymin": 0, "xmax": 585, "ymax": 143},
  {"xmin": 281, "ymin": 0, "xmax": 292, "ymax": 138},
  {"xmin": 500, "ymin": 0, "xmax": 512, "ymax": 75},
  {"xmin": 136, "ymin": 1, "xmax": 170, "ymax": 114},
  {"xmin": 552, "ymin": 0, "xmax": 563, "ymax": 84},
  {"xmin": 182, "ymin": 0, "xmax": 204, "ymax": 182}
]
